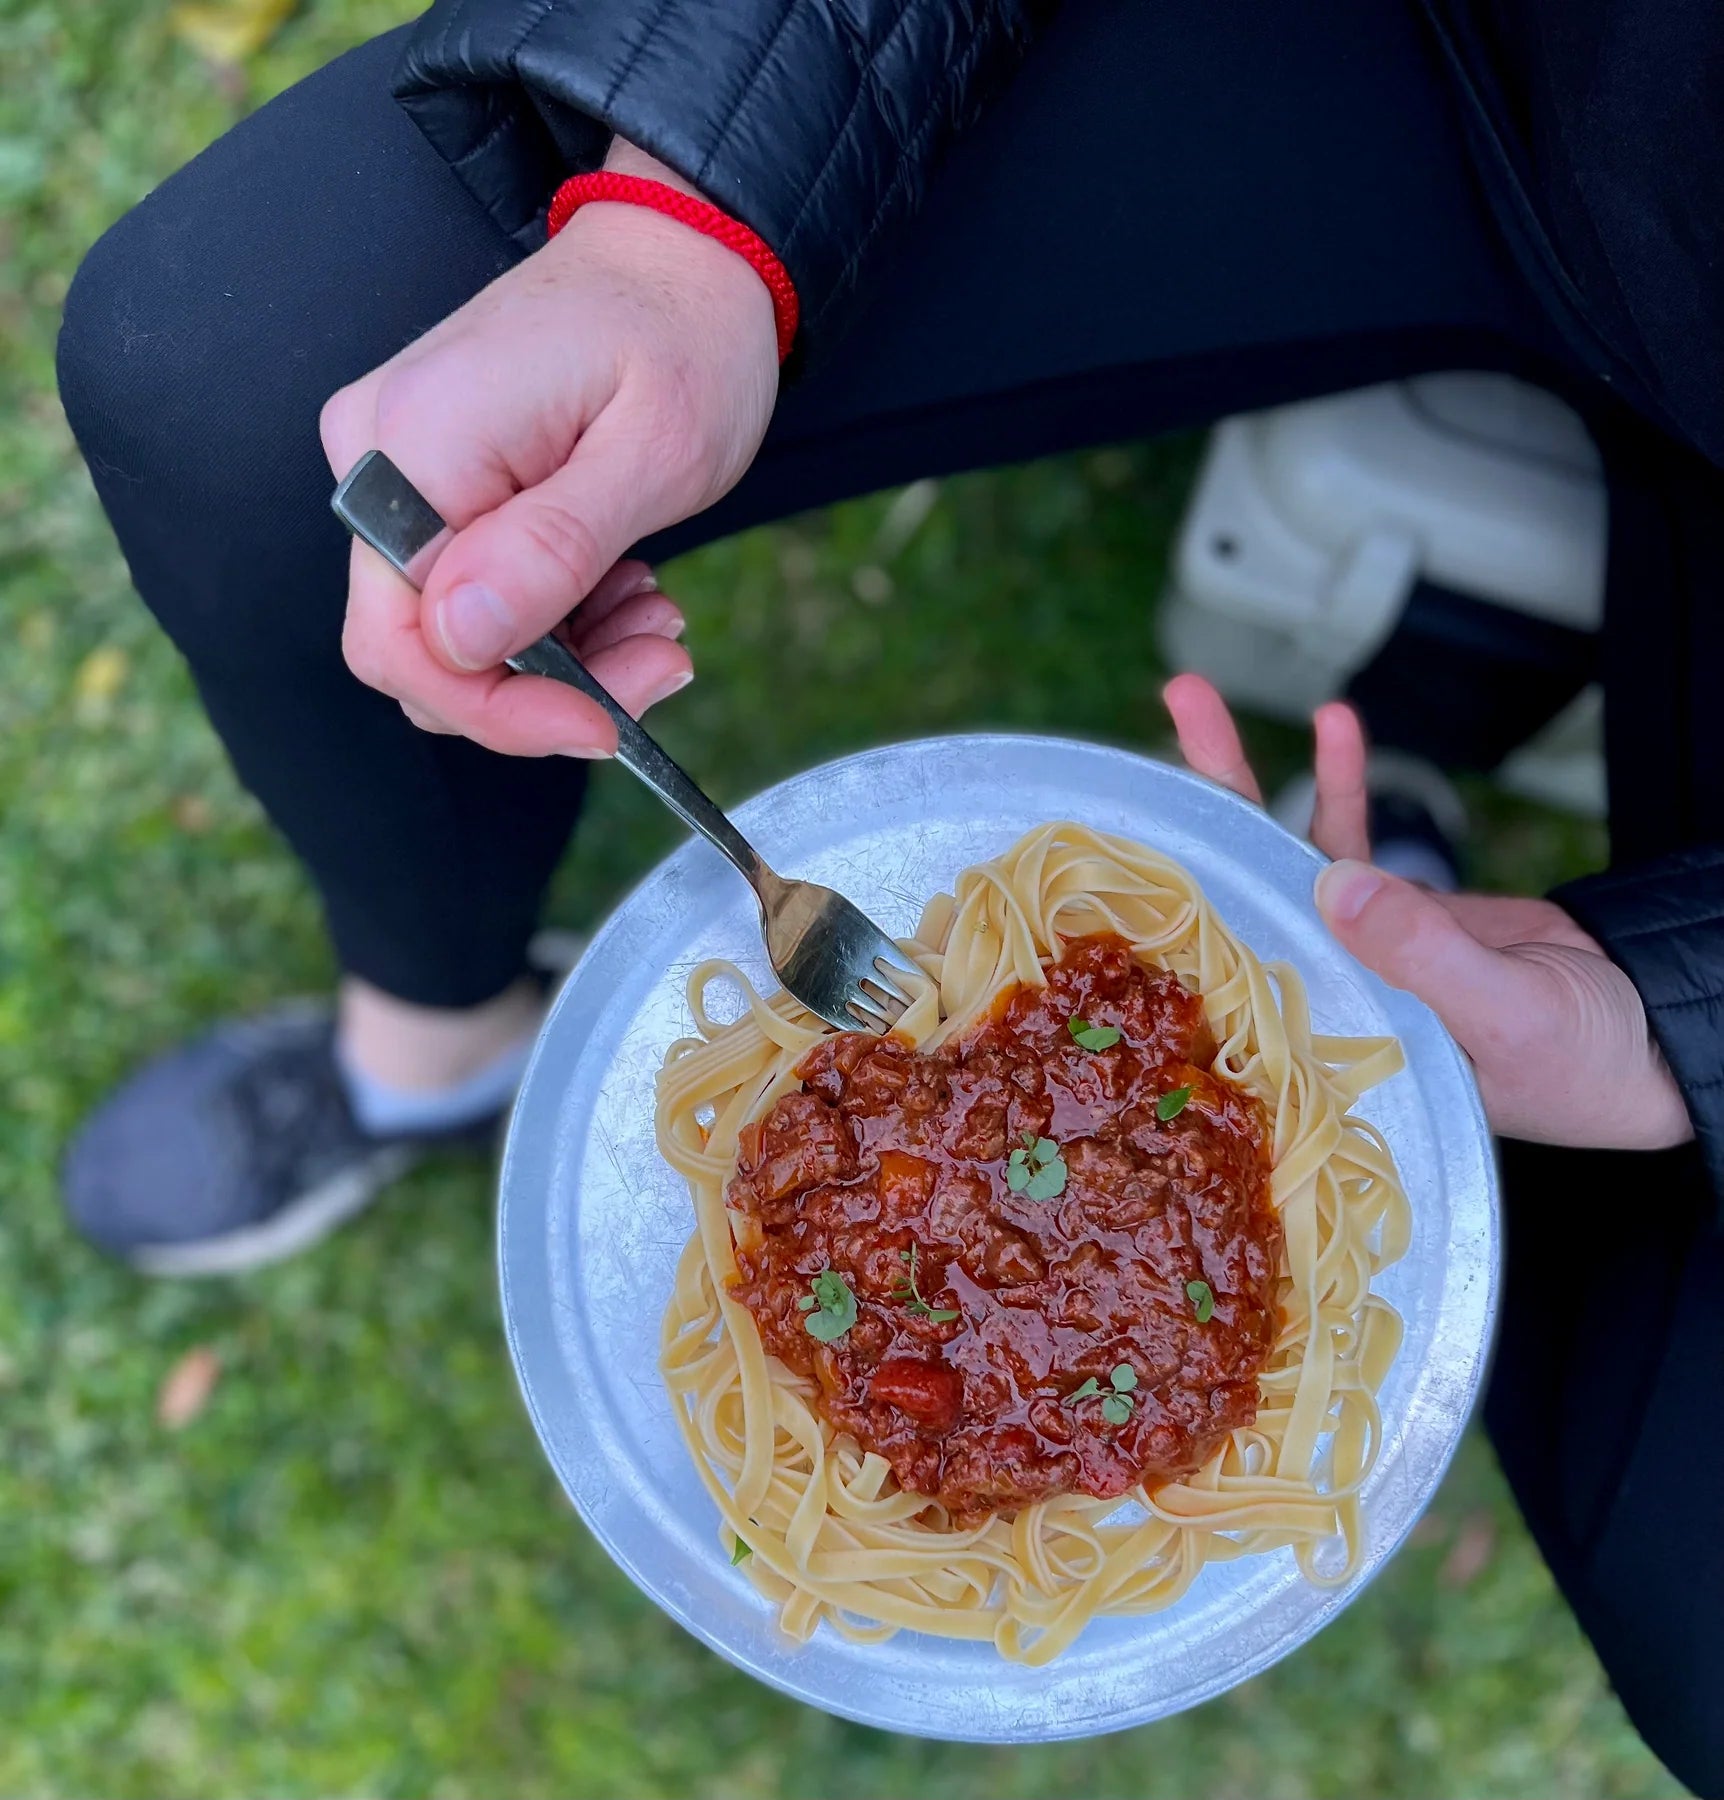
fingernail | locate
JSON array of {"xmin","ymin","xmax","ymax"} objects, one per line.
[
  {"xmin": 1315, "ymin": 858, "xmax": 1386, "ymax": 923},
  {"xmin": 642, "ymin": 667, "xmax": 694, "ymax": 710},
  {"xmin": 558, "ymin": 743, "xmax": 610, "ymax": 759},
  {"xmin": 626, "ymin": 570, "xmax": 660, "ymax": 598},
  {"xmin": 437, "ymin": 582, "xmax": 516, "ymax": 670}
]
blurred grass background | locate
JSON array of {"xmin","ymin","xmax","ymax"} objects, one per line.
[{"xmin": 0, "ymin": 2, "xmax": 1677, "ymax": 1795}]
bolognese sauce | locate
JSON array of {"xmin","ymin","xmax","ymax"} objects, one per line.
[{"xmin": 727, "ymin": 933, "xmax": 1281, "ymax": 1524}]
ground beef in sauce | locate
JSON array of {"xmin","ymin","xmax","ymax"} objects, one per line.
[{"xmin": 726, "ymin": 932, "xmax": 1281, "ymax": 1524}]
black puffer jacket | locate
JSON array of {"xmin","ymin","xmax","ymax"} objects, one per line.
[
  {"xmin": 1417, "ymin": 0, "xmax": 1724, "ymax": 472},
  {"xmin": 395, "ymin": 0, "xmax": 1724, "ymax": 1201}
]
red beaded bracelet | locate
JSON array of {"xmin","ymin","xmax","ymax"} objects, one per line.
[{"xmin": 546, "ymin": 171, "xmax": 800, "ymax": 363}]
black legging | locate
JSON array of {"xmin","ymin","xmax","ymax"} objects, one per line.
[
  {"xmin": 54, "ymin": 3, "xmax": 1723, "ymax": 1792},
  {"xmin": 56, "ymin": 0, "xmax": 1571, "ymax": 1008}
]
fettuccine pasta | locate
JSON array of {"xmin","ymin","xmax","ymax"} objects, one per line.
[{"xmin": 656, "ymin": 823, "xmax": 1408, "ymax": 1663}]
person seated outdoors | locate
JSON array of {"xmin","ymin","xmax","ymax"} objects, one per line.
[{"xmin": 54, "ymin": 3, "xmax": 1724, "ymax": 1790}]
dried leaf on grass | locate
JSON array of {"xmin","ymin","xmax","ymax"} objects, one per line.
[
  {"xmin": 171, "ymin": 0, "xmax": 297, "ymax": 64},
  {"xmin": 171, "ymin": 794, "xmax": 215, "ymax": 833},
  {"xmin": 157, "ymin": 1346, "xmax": 221, "ymax": 1429},
  {"xmin": 1439, "ymin": 1511, "xmax": 1497, "ymax": 1588}
]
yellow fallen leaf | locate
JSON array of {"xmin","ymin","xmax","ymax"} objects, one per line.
[
  {"xmin": 157, "ymin": 1346, "xmax": 222, "ymax": 1430},
  {"xmin": 171, "ymin": 0, "xmax": 298, "ymax": 63},
  {"xmin": 72, "ymin": 645, "xmax": 128, "ymax": 705}
]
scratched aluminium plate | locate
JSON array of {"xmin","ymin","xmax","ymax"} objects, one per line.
[{"xmin": 498, "ymin": 734, "xmax": 1499, "ymax": 1742}]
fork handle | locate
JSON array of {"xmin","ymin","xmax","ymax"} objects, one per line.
[
  {"xmin": 330, "ymin": 449, "xmax": 772, "ymax": 894},
  {"xmin": 503, "ymin": 633, "xmax": 769, "ymax": 886}
]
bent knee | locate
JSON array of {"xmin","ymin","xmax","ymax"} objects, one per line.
[
  {"xmin": 58, "ymin": 195, "xmax": 209, "ymax": 487},
  {"xmin": 58, "ymin": 180, "xmax": 339, "ymax": 518},
  {"xmin": 56, "ymin": 185, "xmax": 359, "ymax": 668}
]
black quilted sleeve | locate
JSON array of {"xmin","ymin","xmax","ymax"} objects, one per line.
[
  {"xmin": 1558, "ymin": 847, "xmax": 1724, "ymax": 1211},
  {"xmin": 392, "ymin": 0, "xmax": 1051, "ymax": 365}
]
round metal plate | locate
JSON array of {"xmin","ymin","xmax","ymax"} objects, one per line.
[{"xmin": 498, "ymin": 734, "xmax": 1499, "ymax": 1742}]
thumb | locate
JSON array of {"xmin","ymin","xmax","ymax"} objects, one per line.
[
  {"xmin": 421, "ymin": 412, "xmax": 679, "ymax": 672},
  {"xmin": 1315, "ymin": 860, "xmax": 1541, "ymax": 1057}
]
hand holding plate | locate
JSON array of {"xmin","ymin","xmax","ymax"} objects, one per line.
[{"xmin": 1164, "ymin": 674, "xmax": 1691, "ymax": 1151}]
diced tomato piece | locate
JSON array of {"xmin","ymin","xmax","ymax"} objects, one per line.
[{"xmin": 869, "ymin": 1358, "xmax": 964, "ymax": 1432}]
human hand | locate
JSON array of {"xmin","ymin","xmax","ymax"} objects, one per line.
[
  {"xmin": 1164, "ymin": 673, "xmax": 1693, "ymax": 1151},
  {"xmin": 319, "ymin": 140, "xmax": 779, "ymax": 757}
]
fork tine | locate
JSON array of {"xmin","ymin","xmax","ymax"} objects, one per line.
[
  {"xmin": 868, "ymin": 955, "xmax": 917, "ymax": 1003},
  {"xmin": 762, "ymin": 878, "xmax": 921, "ymax": 1033},
  {"xmin": 847, "ymin": 993, "xmax": 895, "ymax": 1033},
  {"xmin": 858, "ymin": 976, "xmax": 907, "ymax": 1021}
]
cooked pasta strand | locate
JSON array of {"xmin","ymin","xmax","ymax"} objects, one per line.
[{"xmin": 656, "ymin": 823, "xmax": 1408, "ymax": 1659}]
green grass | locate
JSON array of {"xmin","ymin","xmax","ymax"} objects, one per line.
[{"xmin": 0, "ymin": 3, "xmax": 1675, "ymax": 1795}]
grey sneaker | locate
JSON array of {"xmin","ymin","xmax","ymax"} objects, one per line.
[{"xmin": 61, "ymin": 1002, "xmax": 494, "ymax": 1277}]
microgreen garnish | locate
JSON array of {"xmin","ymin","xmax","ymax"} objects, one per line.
[
  {"xmin": 1005, "ymin": 1129, "xmax": 1068, "ymax": 1202},
  {"xmin": 1186, "ymin": 1278, "xmax": 1215, "ymax": 1324},
  {"xmin": 1067, "ymin": 1362, "xmax": 1139, "ymax": 1426},
  {"xmin": 798, "ymin": 1268, "xmax": 858, "ymax": 1343},
  {"xmin": 893, "ymin": 1243, "xmax": 959, "ymax": 1323},
  {"xmin": 1067, "ymin": 1016, "xmax": 1122, "ymax": 1052},
  {"xmin": 1156, "ymin": 1085, "xmax": 1193, "ymax": 1122},
  {"xmin": 730, "ymin": 1534, "xmax": 753, "ymax": 1564}
]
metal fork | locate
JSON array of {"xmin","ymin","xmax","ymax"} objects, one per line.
[{"xmin": 330, "ymin": 449, "xmax": 915, "ymax": 1033}]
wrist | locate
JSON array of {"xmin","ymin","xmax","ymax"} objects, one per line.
[
  {"xmin": 550, "ymin": 162, "xmax": 757, "ymax": 282},
  {"xmin": 555, "ymin": 181, "xmax": 741, "ymax": 279},
  {"xmin": 602, "ymin": 136, "xmax": 702, "ymax": 198},
  {"xmin": 547, "ymin": 159, "xmax": 794, "ymax": 362}
]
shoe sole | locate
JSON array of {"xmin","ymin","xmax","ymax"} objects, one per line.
[{"xmin": 128, "ymin": 1142, "xmax": 419, "ymax": 1277}]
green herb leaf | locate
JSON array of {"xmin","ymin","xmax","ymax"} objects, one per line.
[
  {"xmin": 1156, "ymin": 1085, "xmax": 1194, "ymax": 1122},
  {"xmin": 1186, "ymin": 1278, "xmax": 1215, "ymax": 1324},
  {"xmin": 1024, "ymin": 1155, "xmax": 1067, "ymax": 1202},
  {"xmin": 805, "ymin": 1307, "xmax": 854, "ymax": 1343},
  {"xmin": 1068, "ymin": 1016, "xmax": 1122, "ymax": 1052},
  {"xmin": 1007, "ymin": 1132, "xmax": 1067, "ymax": 1203},
  {"xmin": 802, "ymin": 1269, "xmax": 858, "ymax": 1343},
  {"xmin": 730, "ymin": 1535, "xmax": 753, "ymax": 1564},
  {"xmin": 796, "ymin": 1295, "xmax": 816, "ymax": 1311},
  {"xmin": 1071, "ymin": 1372, "xmax": 1136, "ymax": 1423},
  {"xmin": 892, "ymin": 1242, "xmax": 962, "ymax": 1325}
]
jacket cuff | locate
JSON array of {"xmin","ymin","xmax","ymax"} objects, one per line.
[
  {"xmin": 391, "ymin": 1, "xmax": 1043, "ymax": 368},
  {"xmin": 1555, "ymin": 846, "xmax": 1724, "ymax": 1201}
]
